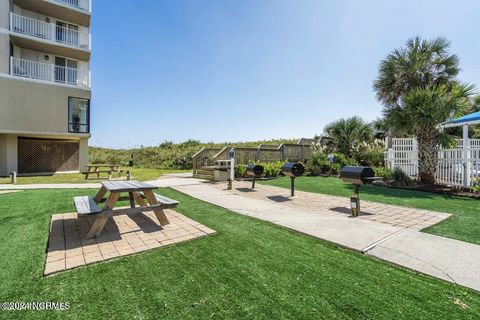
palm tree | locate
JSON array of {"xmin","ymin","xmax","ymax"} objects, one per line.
[
  {"xmin": 323, "ymin": 116, "xmax": 373, "ymax": 158},
  {"xmin": 373, "ymin": 36, "xmax": 475, "ymax": 184},
  {"xmin": 400, "ymin": 84, "xmax": 474, "ymax": 183}
]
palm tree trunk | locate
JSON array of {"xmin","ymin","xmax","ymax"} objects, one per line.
[{"xmin": 416, "ymin": 127, "xmax": 438, "ymax": 184}]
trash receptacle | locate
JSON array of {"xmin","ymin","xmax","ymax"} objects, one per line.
[{"xmin": 214, "ymin": 160, "xmax": 232, "ymax": 181}]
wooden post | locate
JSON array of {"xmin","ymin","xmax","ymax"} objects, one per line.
[{"xmin": 290, "ymin": 177, "xmax": 295, "ymax": 197}]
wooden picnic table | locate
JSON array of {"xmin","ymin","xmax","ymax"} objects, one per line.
[
  {"xmin": 74, "ymin": 180, "xmax": 178, "ymax": 239},
  {"xmin": 83, "ymin": 164, "xmax": 122, "ymax": 180}
]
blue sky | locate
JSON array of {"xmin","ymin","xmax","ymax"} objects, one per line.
[{"xmin": 90, "ymin": 0, "xmax": 480, "ymax": 148}]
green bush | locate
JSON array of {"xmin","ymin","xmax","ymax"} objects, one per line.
[
  {"xmin": 235, "ymin": 165, "xmax": 247, "ymax": 178},
  {"xmin": 306, "ymin": 151, "xmax": 357, "ymax": 176},
  {"xmin": 327, "ymin": 152, "xmax": 357, "ymax": 175},
  {"xmin": 473, "ymin": 178, "xmax": 480, "ymax": 193},
  {"xmin": 352, "ymin": 140, "xmax": 385, "ymax": 166},
  {"xmin": 374, "ymin": 167, "xmax": 394, "ymax": 181},
  {"xmin": 307, "ymin": 151, "xmax": 330, "ymax": 175},
  {"xmin": 391, "ymin": 167, "xmax": 414, "ymax": 187},
  {"xmin": 263, "ymin": 161, "xmax": 285, "ymax": 177}
]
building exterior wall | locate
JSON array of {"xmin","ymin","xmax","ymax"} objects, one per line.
[
  {"xmin": 0, "ymin": 0, "xmax": 92, "ymax": 175},
  {"xmin": 0, "ymin": 0, "xmax": 9, "ymax": 29},
  {"xmin": 0, "ymin": 33, "xmax": 9, "ymax": 74},
  {"xmin": 0, "ymin": 77, "xmax": 90, "ymax": 134}
]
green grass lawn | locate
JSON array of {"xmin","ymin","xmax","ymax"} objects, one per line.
[
  {"xmin": 0, "ymin": 168, "xmax": 189, "ymax": 185},
  {"xmin": 0, "ymin": 189, "xmax": 479, "ymax": 319},
  {"xmin": 260, "ymin": 176, "xmax": 480, "ymax": 245}
]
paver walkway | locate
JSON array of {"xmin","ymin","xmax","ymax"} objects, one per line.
[
  {"xmin": 45, "ymin": 208, "xmax": 215, "ymax": 275},
  {"xmin": 171, "ymin": 180, "xmax": 480, "ymax": 292},
  {"xmin": 211, "ymin": 181, "xmax": 450, "ymax": 230}
]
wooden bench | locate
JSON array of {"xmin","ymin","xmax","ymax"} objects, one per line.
[
  {"xmin": 73, "ymin": 196, "xmax": 102, "ymax": 215},
  {"xmin": 142, "ymin": 192, "xmax": 179, "ymax": 209}
]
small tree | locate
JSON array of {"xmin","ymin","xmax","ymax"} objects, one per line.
[{"xmin": 323, "ymin": 116, "xmax": 373, "ymax": 158}]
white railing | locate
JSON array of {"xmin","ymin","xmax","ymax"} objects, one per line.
[
  {"xmin": 54, "ymin": 0, "xmax": 90, "ymax": 12},
  {"xmin": 10, "ymin": 13, "xmax": 90, "ymax": 50},
  {"xmin": 385, "ymin": 137, "xmax": 480, "ymax": 188},
  {"xmin": 10, "ymin": 57, "xmax": 90, "ymax": 88}
]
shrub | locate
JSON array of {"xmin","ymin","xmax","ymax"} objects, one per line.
[
  {"xmin": 307, "ymin": 151, "xmax": 330, "ymax": 175},
  {"xmin": 263, "ymin": 161, "xmax": 285, "ymax": 177},
  {"xmin": 352, "ymin": 139, "xmax": 385, "ymax": 166},
  {"xmin": 391, "ymin": 167, "xmax": 413, "ymax": 187},
  {"xmin": 235, "ymin": 164, "xmax": 247, "ymax": 178},
  {"xmin": 330, "ymin": 152, "xmax": 357, "ymax": 175},
  {"xmin": 473, "ymin": 178, "xmax": 480, "ymax": 193},
  {"xmin": 374, "ymin": 167, "xmax": 394, "ymax": 182}
]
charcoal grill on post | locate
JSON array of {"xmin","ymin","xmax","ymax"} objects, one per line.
[
  {"xmin": 339, "ymin": 166, "xmax": 377, "ymax": 216},
  {"xmin": 281, "ymin": 162, "xmax": 305, "ymax": 196},
  {"xmin": 246, "ymin": 164, "xmax": 264, "ymax": 189}
]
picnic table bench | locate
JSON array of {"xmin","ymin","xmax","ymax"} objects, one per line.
[
  {"xmin": 73, "ymin": 180, "xmax": 179, "ymax": 239},
  {"xmin": 83, "ymin": 164, "xmax": 123, "ymax": 180}
]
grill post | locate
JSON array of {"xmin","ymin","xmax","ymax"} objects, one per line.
[
  {"xmin": 350, "ymin": 184, "xmax": 360, "ymax": 216},
  {"xmin": 290, "ymin": 177, "xmax": 295, "ymax": 197},
  {"xmin": 252, "ymin": 176, "xmax": 256, "ymax": 189}
]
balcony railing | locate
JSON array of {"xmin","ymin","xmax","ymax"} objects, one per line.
[
  {"xmin": 10, "ymin": 57, "xmax": 90, "ymax": 88},
  {"xmin": 10, "ymin": 13, "xmax": 90, "ymax": 50},
  {"xmin": 54, "ymin": 0, "xmax": 90, "ymax": 12}
]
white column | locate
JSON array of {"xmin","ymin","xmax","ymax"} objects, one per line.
[
  {"xmin": 79, "ymin": 137, "xmax": 89, "ymax": 173},
  {"xmin": 5, "ymin": 135, "xmax": 18, "ymax": 175},
  {"xmin": 463, "ymin": 125, "xmax": 471, "ymax": 187}
]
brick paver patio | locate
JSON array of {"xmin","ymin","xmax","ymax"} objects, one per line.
[
  {"xmin": 45, "ymin": 209, "xmax": 215, "ymax": 276},
  {"xmin": 211, "ymin": 181, "xmax": 450, "ymax": 230}
]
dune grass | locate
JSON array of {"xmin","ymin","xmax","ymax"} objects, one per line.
[{"xmin": 0, "ymin": 188, "xmax": 479, "ymax": 319}]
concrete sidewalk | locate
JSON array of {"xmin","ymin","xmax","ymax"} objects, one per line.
[
  {"xmin": 0, "ymin": 173, "xmax": 197, "ymax": 190},
  {"xmin": 171, "ymin": 182, "xmax": 480, "ymax": 292}
]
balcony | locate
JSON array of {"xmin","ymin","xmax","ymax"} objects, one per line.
[
  {"xmin": 54, "ymin": 0, "xmax": 90, "ymax": 12},
  {"xmin": 10, "ymin": 57, "xmax": 90, "ymax": 88},
  {"xmin": 12, "ymin": 0, "xmax": 90, "ymax": 26},
  {"xmin": 10, "ymin": 13, "xmax": 90, "ymax": 50}
]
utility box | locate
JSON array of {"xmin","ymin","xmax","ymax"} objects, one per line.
[{"xmin": 214, "ymin": 160, "xmax": 232, "ymax": 181}]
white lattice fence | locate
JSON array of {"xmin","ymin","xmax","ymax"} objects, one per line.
[{"xmin": 384, "ymin": 137, "xmax": 480, "ymax": 188}]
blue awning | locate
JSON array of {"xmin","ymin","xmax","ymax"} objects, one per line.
[
  {"xmin": 450, "ymin": 111, "xmax": 480, "ymax": 124},
  {"xmin": 440, "ymin": 111, "xmax": 480, "ymax": 128}
]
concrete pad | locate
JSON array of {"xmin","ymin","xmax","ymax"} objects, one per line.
[{"xmin": 367, "ymin": 229, "xmax": 480, "ymax": 292}]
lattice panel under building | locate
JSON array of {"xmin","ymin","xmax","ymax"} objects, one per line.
[{"xmin": 18, "ymin": 138, "xmax": 79, "ymax": 174}]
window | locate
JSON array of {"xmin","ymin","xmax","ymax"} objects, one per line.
[{"xmin": 68, "ymin": 97, "xmax": 90, "ymax": 133}]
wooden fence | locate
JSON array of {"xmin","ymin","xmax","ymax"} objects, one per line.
[{"xmin": 192, "ymin": 143, "xmax": 313, "ymax": 175}]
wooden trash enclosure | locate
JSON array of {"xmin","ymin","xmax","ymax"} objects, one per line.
[{"xmin": 192, "ymin": 139, "xmax": 315, "ymax": 179}]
